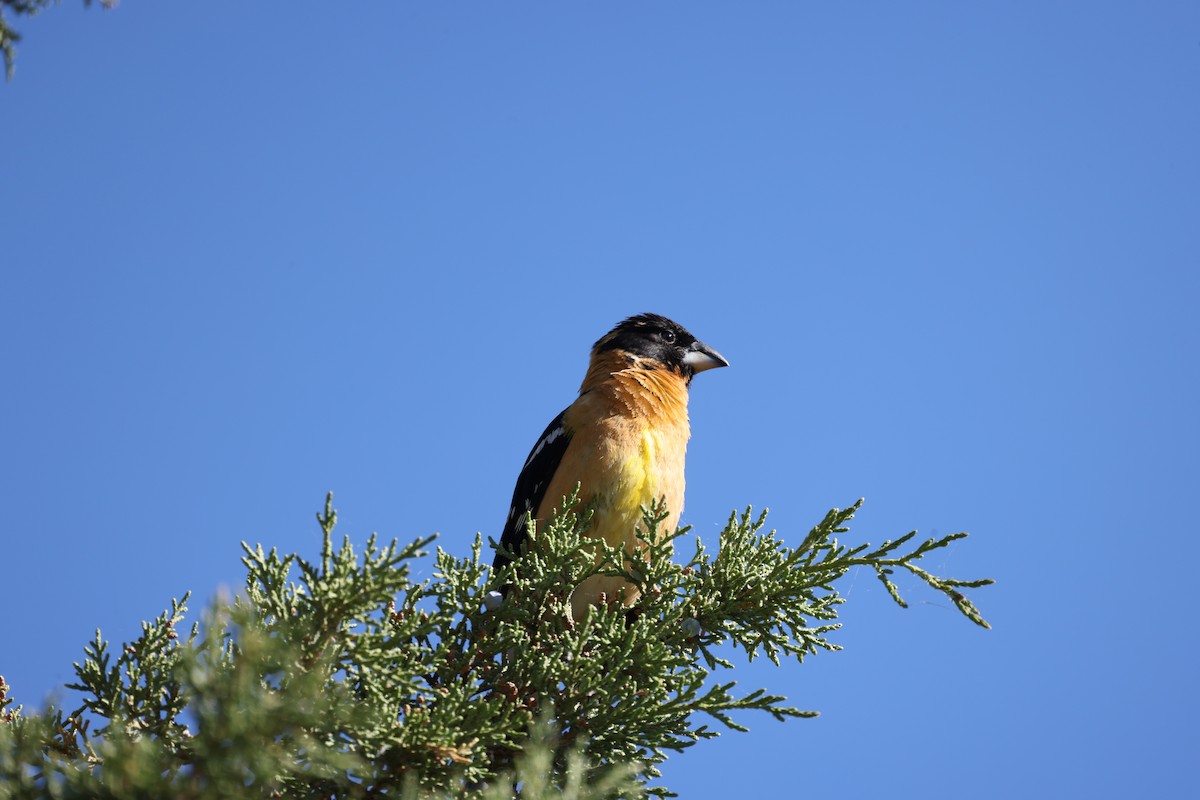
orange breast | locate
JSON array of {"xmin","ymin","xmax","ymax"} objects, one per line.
[{"xmin": 534, "ymin": 365, "xmax": 692, "ymax": 619}]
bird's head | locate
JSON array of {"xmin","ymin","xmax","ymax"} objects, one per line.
[{"xmin": 592, "ymin": 313, "xmax": 729, "ymax": 382}]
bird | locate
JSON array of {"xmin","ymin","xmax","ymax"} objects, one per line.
[{"xmin": 493, "ymin": 313, "xmax": 728, "ymax": 620}]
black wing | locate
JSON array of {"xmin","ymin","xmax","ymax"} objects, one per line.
[{"xmin": 494, "ymin": 408, "xmax": 572, "ymax": 570}]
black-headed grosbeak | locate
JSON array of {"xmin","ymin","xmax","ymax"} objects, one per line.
[{"xmin": 494, "ymin": 313, "xmax": 728, "ymax": 619}]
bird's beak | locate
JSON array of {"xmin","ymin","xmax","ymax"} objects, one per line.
[{"xmin": 682, "ymin": 340, "xmax": 729, "ymax": 373}]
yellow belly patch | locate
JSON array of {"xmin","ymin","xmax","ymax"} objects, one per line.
[{"xmin": 592, "ymin": 429, "xmax": 662, "ymax": 550}]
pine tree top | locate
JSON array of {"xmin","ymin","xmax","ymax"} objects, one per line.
[{"xmin": 0, "ymin": 492, "xmax": 990, "ymax": 799}]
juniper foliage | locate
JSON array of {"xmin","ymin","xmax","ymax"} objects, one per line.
[
  {"xmin": 0, "ymin": 0, "xmax": 111, "ymax": 79},
  {"xmin": 0, "ymin": 493, "xmax": 991, "ymax": 798}
]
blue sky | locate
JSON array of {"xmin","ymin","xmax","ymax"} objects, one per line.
[{"xmin": 3, "ymin": 2, "xmax": 1197, "ymax": 797}]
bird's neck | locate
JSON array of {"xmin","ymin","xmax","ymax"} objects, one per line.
[{"xmin": 579, "ymin": 350, "xmax": 691, "ymax": 426}]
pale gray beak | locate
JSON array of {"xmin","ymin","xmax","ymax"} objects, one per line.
[{"xmin": 682, "ymin": 340, "xmax": 729, "ymax": 373}]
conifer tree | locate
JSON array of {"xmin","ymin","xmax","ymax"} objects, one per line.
[
  {"xmin": 0, "ymin": 493, "xmax": 991, "ymax": 798},
  {"xmin": 0, "ymin": 0, "xmax": 111, "ymax": 79}
]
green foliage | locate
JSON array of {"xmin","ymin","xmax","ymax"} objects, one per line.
[
  {"xmin": 0, "ymin": 493, "xmax": 991, "ymax": 798},
  {"xmin": 0, "ymin": 0, "xmax": 110, "ymax": 80}
]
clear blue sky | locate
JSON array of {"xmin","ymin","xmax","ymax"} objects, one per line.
[{"xmin": 3, "ymin": 3, "xmax": 1197, "ymax": 797}]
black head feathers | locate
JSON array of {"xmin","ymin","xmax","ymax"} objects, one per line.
[{"xmin": 593, "ymin": 313, "xmax": 728, "ymax": 378}]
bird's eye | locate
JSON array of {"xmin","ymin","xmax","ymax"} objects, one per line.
[{"xmin": 660, "ymin": 329, "xmax": 676, "ymax": 344}]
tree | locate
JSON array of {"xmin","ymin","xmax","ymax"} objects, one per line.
[
  {"xmin": 0, "ymin": 0, "xmax": 111, "ymax": 80},
  {"xmin": 0, "ymin": 493, "xmax": 991, "ymax": 798}
]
